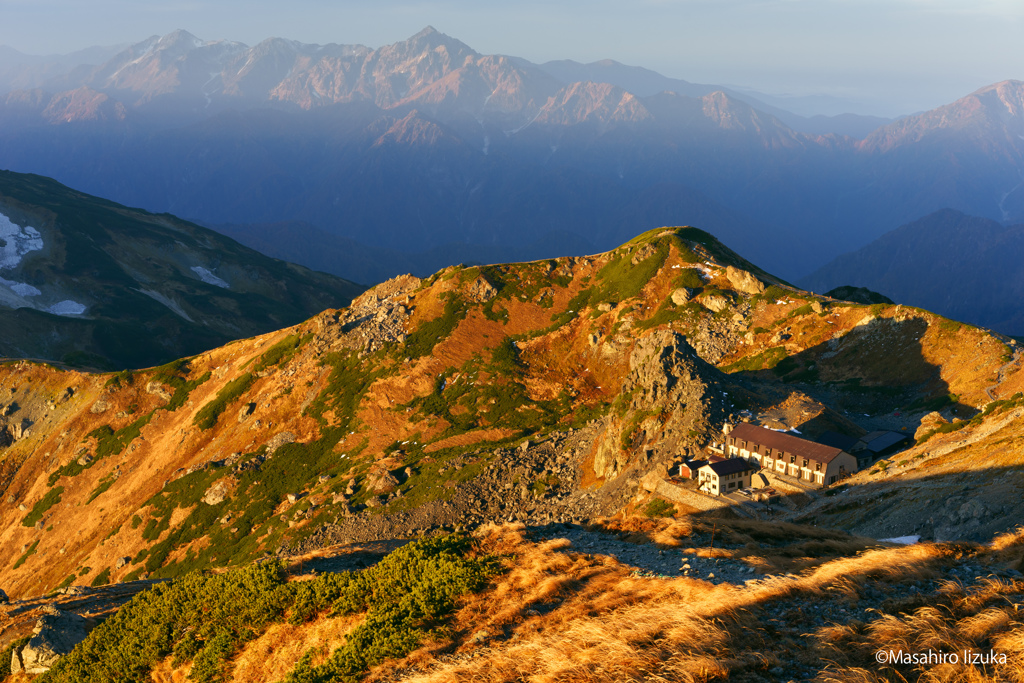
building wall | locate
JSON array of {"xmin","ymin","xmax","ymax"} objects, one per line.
[
  {"xmin": 725, "ymin": 431, "xmax": 854, "ymax": 489},
  {"xmin": 698, "ymin": 467, "xmax": 751, "ymax": 496}
]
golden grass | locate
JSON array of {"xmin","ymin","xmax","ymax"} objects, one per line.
[
  {"xmin": 229, "ymin": 614, "xmax": 361, "ymax": 683},
  {"xmin": 360, "ymin": 520, "xmax": 1024, "ymax": 683},
  {"xmin": 131, "ymin": 518, "xmax": 1024, "ymax": 682}
]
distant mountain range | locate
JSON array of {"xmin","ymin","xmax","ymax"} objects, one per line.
[
  {"xmin": 801, "ymin": 209, "xmax": 1024, "ymax": 335},
  {"xmin": 0, "ymin": 27, "xmax": 1022, "ymax": 287},
  {"xmin": 0, "ymin": 170, "xmax": 363, "ymax": 368}
]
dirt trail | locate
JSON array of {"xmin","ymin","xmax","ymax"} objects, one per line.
[{"xmin": 985, "ymin": 347, "xmax": 1022, "ymax": 401}]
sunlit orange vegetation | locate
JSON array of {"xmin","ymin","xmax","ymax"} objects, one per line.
[{"xmin": 361, "ymin": 521, "xmax": 1024, "ymax": 683}]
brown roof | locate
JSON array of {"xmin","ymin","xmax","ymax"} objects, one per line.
[
  {"xmin": 702, "ymin": 458, "xmax": 753, "ymax": 476},
  {"xmin": 728, "ymin": 423, "xmax": 847, "ymax": 464}
]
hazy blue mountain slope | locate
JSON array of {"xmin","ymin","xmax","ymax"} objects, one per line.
[
  {"xmin": 801, "ymin": 209, "xmax": 1024, "ymax": 335},
  {"xmin": 0, "ymin": 171, "xmax": 364, "ymax": 368}
]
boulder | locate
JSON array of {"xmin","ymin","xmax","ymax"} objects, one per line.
[
  {"xmin": 237, "ymin": 402, "xmax": 257, "ymax": 423},
  {"xmin": 145, "ymin": 381, "xmax": 173, "ymax": 402},
  {"xmin": 702, "ymin": 295, "xmax": 730, "ymax": 313},
  {"xmin": 11, "ymin": 608, "xmax": 89, "ymax": 675},
  {"xmin": 201, "ymin": 478, "xmax": 236, "ymax": 505},
  {"xmin": 0, "ymin": 587, "xmax": 8, "ymax": 603},
  {"xmin": 265, "ymin": 431, "xmax": 297, "ymax": 455},
  {"xmin": 914, "ymin": 412, "xmax": 948, "ymax": 441},
  {"xmin": 469, "ymin": 276, "xmax": 497, "ymax": 302},
  {"xmin": 89, "ymin": 399, "xmax": 109, "ymax": 414},
  {"xmin": 670, "ymin": 288, "xmax": 693, "ymax": 306},
  {"xmin": 725, "ymin": 266, "xmax": 765, "ymax": 295},
  {"xmin": 365, "ymin": 467, "xmax": 399, "ymax": 493}
]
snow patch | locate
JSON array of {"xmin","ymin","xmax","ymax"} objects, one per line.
[
  {"xmin": 48, "ymin": 300, "xmax": 86, "ymax": 316},
  {"xmin": 191, "ymin": 266, "xmax": 230, "ymax": 289},
  {"xmin": 879, "ymin": 535, "xmax": 920, "ymax": 545},
  {"xmin": 0, "ymin": 277, "xmax": 41, "ymax": 297},
  {"xmin": 0, "ymin": 212, "xmax": 44, "ymax": 270}
]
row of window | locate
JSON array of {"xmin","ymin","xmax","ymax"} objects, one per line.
[{"xmin": 730, "ymin": 445, "xmax": 823, "ymax": 471}]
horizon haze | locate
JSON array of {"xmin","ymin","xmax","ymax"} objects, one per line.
[{"xmin": 0, "ymin": 1, "xmax": 1021, "ymax": 117}]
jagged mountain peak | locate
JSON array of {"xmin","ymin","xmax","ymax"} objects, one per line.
[
  {"xmin": 393, "ymin": 25, "xmax": 476, "ymax": 57},
  {"xmin": 973, "ymin": 79, "xmax": 1024, "ymax": 119},
  {"xmin": 155, "ymin": 28, "xmax": 204, "ymax": 49},
  {"xmin": 536, "ymin": 80, "xmax": 652, "ymax": 126},
  {"xmin": 862, "ymin": 79, "xmax": 1024, "ymax": 151}
]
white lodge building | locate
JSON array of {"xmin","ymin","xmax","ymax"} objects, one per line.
[{"xmin": 723, "ymin": 423, "xmax": 857, "ymax": 488}]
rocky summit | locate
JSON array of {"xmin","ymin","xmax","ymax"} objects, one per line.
[{"xmin": 0, "ymin": 226, "xmax": 1023, "ymax": 681}]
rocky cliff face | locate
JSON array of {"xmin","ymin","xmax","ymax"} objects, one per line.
[{"xmin": 591, "ymin": 330, "xmax": 727, "ymax": 481}]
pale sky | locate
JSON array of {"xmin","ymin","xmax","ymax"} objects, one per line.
[{"xmin": 1, "ymin": 0, "xmax": 1021, "ymax": 117}]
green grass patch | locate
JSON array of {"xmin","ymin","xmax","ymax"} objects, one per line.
[
  {"xmin": 916, "ymin": 420, "xmax": 969, "ymax": 445},
  {"xmin": 22, "ymin": 486, "xmax": 64, "ymax": 527},
  {"xmin": 87, "ymin": 474, "xmax": 117, "ymax": 504},
  {"xmin": 251, "ymin": 333, "xmax": 311, "ymax": 374},
  {"xmin": 90, "ymin": 567, "xmax": 112, "ymax": 587},
  {"xmin": 673, "ymin": 269, "xmax": 705, "ymax": 290},
  {"xmin": 12, "ymin": 539, "xmax": 39, "ymax": 569},
  {"xmin": 722, "ymin": 347, "xmax": 789, "ymax": 374},
  {"xmin": 282, "ymin": 534, "xmax": 499, "ymax": 683},
  {"xmin": 405, "ymin": 293, "xmax": 468, "ymax": 358},
  {"xmin": 643, "ymin": 497, "xmax": 676, "ymax": 518},
  {"xmin": 193, "ymin": 373, "xmax": 254, "ymax": 430},
  {"xmin": 104, "ymin": 369, "xmax": 134, "ymax": 389},
  {"xmin": 594, "ymin": 242, "xmax": 669, "ymax": 304}
]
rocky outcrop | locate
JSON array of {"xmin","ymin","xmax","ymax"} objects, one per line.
[
  {"xmin": 468, "ymin": 276, "xmax": 497, "ymax": 302},
  {"xmin": 365, "ymin": 466, "xmax": 400, "ymax": 493},
  {"xmin": 702, "ymin": 295, "xmax": 730, "ymax": 313},
  {"xmin": 265, "ymin": 431, "xmax": 297, "ymax": 455},
  {"xmin": 592, "ymin": 330, "xmax": 725, "ymax": 480},
  {"xmin": 145, "ymin": 381, "xmax": 173, "ymax": 402},
  {"xmin": 670, "ymin": 288, "xmax": 694, "ymax": 306},
  {"xmin": 10, "ymin": 606, "xmax": 89, "ymax": 675},
  {"xmin": 320, "ymin": 274, "xmax": 421, "ymax": 354},
  {"xmin": 725, "ymin": 266, "xmax": 765, "ymax": 295},
  {"xmin": 201, "ymin": 477, "xmax": 237, "ymax": 505},
  {"xmin": 914, "ymin": 411, "xmax": 947, "ymax": 440}
]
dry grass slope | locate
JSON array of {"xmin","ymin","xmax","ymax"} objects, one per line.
[{"xmin": 353, "ymin": 522, "xmax": 1024, "ymax": 683}]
